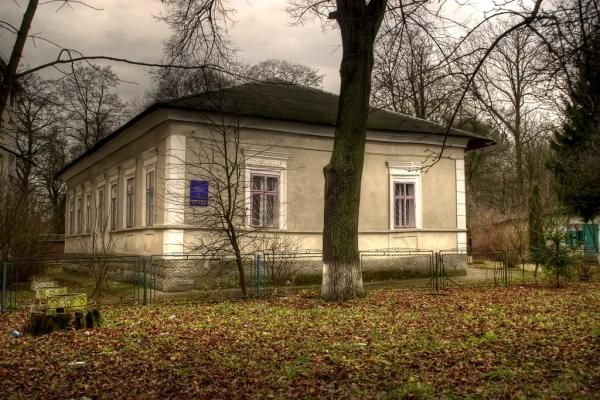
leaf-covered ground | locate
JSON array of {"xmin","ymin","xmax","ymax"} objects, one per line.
[{"xmin": 1, "ymin": 284, "xmax": 599, "ymax": 399}]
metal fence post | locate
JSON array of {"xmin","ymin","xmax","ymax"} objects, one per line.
[
  {"xmin": 9, "ymin": 263, "xmax": 15, "ymax": 309},
  {"xmin": 1, "ymin": 262, "xmax": 7, "ymax": 313},
  {"xmin": 432, "ymin": 253, "xmax": 438, "ymax": 291},
  {"xmin": 134, "ymin": 258, "xmax": 138, "ymax": 302},
  {"xmin": 256, "ymin": 255, "xmax": 261, "ymax": 296},
  {"xmin": 143, "ymin": 257, "xmax": 148, "ymax": 306}
]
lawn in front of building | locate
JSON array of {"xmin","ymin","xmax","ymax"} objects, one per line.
[{"xmin": 1, "ymin": 283, "xmax": 598, "ymax": 399}]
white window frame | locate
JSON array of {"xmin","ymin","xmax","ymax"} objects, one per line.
[
  {"xmin": 244, "ymin": 150, "xmax": 289, "ymax": 230},
  {"xmin": 249, "ymin": 173, "xmax": 280, "ymax": 228},
  {"xmin": 76, "ymin": 193, "xmax": 83, "ymax": 234},
  {"xmin": 388, "ymin": 161, "xmax": 422, "ymax": 230},
  {"xmin": 96, "ymin": 185, "xmax": 106, "ymax": 232},
  {"xmin": 122, "ymin": 162, "xmax": 136, "ymax": 229},
  {"xmin": 68, "ymin": 193, "xmax": 75, "ymax": 235},
  {"xmin": 144, "ymin": 166, "xmax": 156, "ymax": 227},
  {"xmin": 125, "ymin": 176, "xmax": 135, "ymax": 228},
  {"xmin": 142, "ymin": 152, "xmax": 157, "ymax": 228},
  {"xmin": 109, "ymin": 177, "xmax": 118, "ymax": 231},
  {"xmin": 84, "ymin": 190, "xmax": 92, "ymax": 234}
]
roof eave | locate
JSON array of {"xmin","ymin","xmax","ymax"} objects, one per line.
[{"xmin": 466, "ymin": 137, "xmax": 496, "ymax": 151}]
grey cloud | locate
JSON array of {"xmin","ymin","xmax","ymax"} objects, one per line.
[{"xmin": 1, "ymin": 0, "xmax": 342, "ymax": 102}]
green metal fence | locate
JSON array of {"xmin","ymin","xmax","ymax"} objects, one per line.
[
  {"xmin": 361, "ymin": 250, "xmax": 435, "ymax": 288},
  {"xmin": 261, "ymin": 252, "xmax": 322, "ymax": 289},
  {"xmin": 438, "ymin": 251, "xmax": 509, "ymax": 288},
  {"xmin": 1, "ymin": 262, "xmax": 17, "ymax": 312},
  {"xmin": 0, "ymin": 255, "xmax": 148, "ymax": 312},
  {"xmin": 149, "ymin": 253, "xmax": 259, "ymax": 300},
  {"xmin": 1, "ymin": 249, "xmax": 597, "ymax": 311}
]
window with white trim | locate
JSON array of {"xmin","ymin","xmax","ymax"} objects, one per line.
[
  {"xmin": 250, "ymin": 173, "xmax": 280, "ymax": 228},
  {"xmin": 85, "ymin": 193, "xmax": 91, "ymax": 233},
  {"xmin": 126, "ymin": 177, "xmax": 135, "ymax": 228},
  {"xmin": 393, "ymin": 182, "xmax": 416, "ymax": 228},
  {"xmin": 145, "ymin": 170, "xmax": 155, "ymax": 226},
  {"xmin": 388, "ymin": 161, "xmax": 422, "ymax": 230},
  {"xmin": 244, "ymin": 150, "xmax": 289, "ymax": 230},
  {"xmin": 76, "ymin": 196, "xmax": 82, "ymax": 234},
  {"xmin": 69, "ymin": 199, "xmax": 74, "ymax": 235},
  {"xmin": 97, "ymin": 187, "xmax": 105, "ymax": 230},
  {"xmin": 110, "ymin": 183, "xmax": 117, "ymax": 231}
]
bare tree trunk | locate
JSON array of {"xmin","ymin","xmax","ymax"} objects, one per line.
[
  {"xmin": 321, "ymin": 1, "xmax": 386, "ymax": 301},
  {"xmin": 230, "ymin": 232, "xmax": 247, "ymax": 298},
  {"xmin": 0, "ymin": 0, "xmax": 38, "ymax": 118}
]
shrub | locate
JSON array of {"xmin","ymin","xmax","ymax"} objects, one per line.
[{"xmin": 530, "ymin": 212, "xmax": 580, "ymax": 287}]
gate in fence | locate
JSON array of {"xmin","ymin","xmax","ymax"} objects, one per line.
[{"xmin": 437, "ymin": 251, "xmax": 510, "ymax": 288}]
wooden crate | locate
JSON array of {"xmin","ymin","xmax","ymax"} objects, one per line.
[
  {"xmin": 31, "ymin": 277, "xmax": 59, "ymax": 291},
  {"xmin": 35, "ymin": 286, "xmax": 68, "ymax": 300},
  {"xmin": 47, "ymin": 293, "xmax": 87, "ymax": 315}
]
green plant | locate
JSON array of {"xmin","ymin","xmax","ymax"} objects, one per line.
[
  {"xmin": 528, "ymin": 183, "xmax": 545, "ymax": 278},
  {"xmin": 530, "ymin": 212, "xmax": 580, "ymax": 287}
]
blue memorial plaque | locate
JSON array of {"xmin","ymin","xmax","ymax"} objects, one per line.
[{"xmin": 190, "ymin": 180, "xmax": 209, "ymax": 206}]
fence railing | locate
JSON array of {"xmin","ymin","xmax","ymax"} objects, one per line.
[
  {"xmin": 361, "ymin": 250, "xmax": 435, "ymax": 288},
  {"xmin": 0, "ymin": 254, "xmax": 146, "ymax": 312},
  {"xmin": 1, "ymin": 249, "xmax": 597, "ymax": 311}
]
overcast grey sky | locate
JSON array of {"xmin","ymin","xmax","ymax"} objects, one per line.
[
  {"xmin": 0, "ymin": 0, "xmax": 343, "ymax": 102},
  {"xmin": 1, "ymin": 0, "xmax": 505, "ymax": 105}
]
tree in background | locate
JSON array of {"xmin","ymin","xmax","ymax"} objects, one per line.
[
  {"xmin": 147, "ymin": 67, "xmax": 232, "ymax": 103},
  {"xmin": 468, "ymin": 22, "xmax": 547, "ymax": 203},
  {"xmin": 244, "ymin": 59, "xmax": 323, "ymax": 88},
  {"xmin": 371, "ymin": 25, "xmax": 457, "ymax": 122},
  {"xmin": 528, "ymin": 182, "xmax": 544, "ymax": 277},
  {"xmin": 38, "ymin": 128, "xmax": 69, "ymax": 234},
  {"xmin": 549, "ymin": 26, "xmax": 600, "ymax": 223},
  {"xmin": 530, "ymin": 212, "xmax": 579, "ymax": 287},
  {"xmin": 13, "ymin": 74, "xmax": 60, "ymax": 197},
  {"xmin": 146, "ymin": 58, "xmax": 323, "ymax": 106},
  {"xmin": 60, "ymin": 64, "xmax": 128, "ymax": 155}
]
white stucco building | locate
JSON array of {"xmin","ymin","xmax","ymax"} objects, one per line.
[{"xmin": 57, "ymin": 82, "xmax": 493, "ymax": 256}]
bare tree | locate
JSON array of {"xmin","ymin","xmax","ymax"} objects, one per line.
[
  {"xmin": 0, "ymin": 0, "xmax": 229, "ymax": 131},
  {"xmin": 251, "ymin": 231, "xmax": 305, "ymax": 290},
  {"xmin": 244, "ymin": 59, "xmax": 324, "ymax": 88},
  {"xmin": 467, "ymin": 22, "xmax": 547, "ymax": 200},
  {"xmin": 163, "ymin": 0, "xmax": 552, "ymax": 300},
  {"xmin": 37, "ymin": 128, "xmax": 69, "ymax": 234},
  {"xmin": 12, "ymin": 74, "xmax": 60, "ymax": 196},
  {"xmin": 0, "ymin": 0, "xmax": 39, "ymax": 136},
  {"xmin": 371, "ymin": 25, "xmax": 457, "ymax": 122},
  {"xmin": 60, "ymin": 64, "xmax": 128, "ymax": 154},
  {"xmin": 84, "ymin": 201, "xmax": 116, "ymax": 302},
  {"xmin": 184, "ymin": 110, "xmax": 252, "ymax": 297},
  {"xmin": 287, "ymin": 1, "xmax": 388, "ymax": 301},
  {"xmin": 147, "ymin": 66, "xmax": 233, "ymax": 103},
  {"xmin": 0, "ymin": 175, "xmax": 46, "ymax": 263}
]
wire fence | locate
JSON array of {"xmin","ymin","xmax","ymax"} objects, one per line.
[
  {"xmin": 1, "ymin": 248, "xmax": 598, "ymax": 311},
  {"xmin": 0, "ymin": 255, "xmax": 144, "ymax": 312},
  {"xmin": 361, "ymin": 250, "xmax": 435, "ymax": 288},
  {"xmin": 261, "ymin": 252, "xmax": 323, "ymax": 289},
  {"xmin": 150, "ymin": 253, "xmax": 258, "ymax": 296}
]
